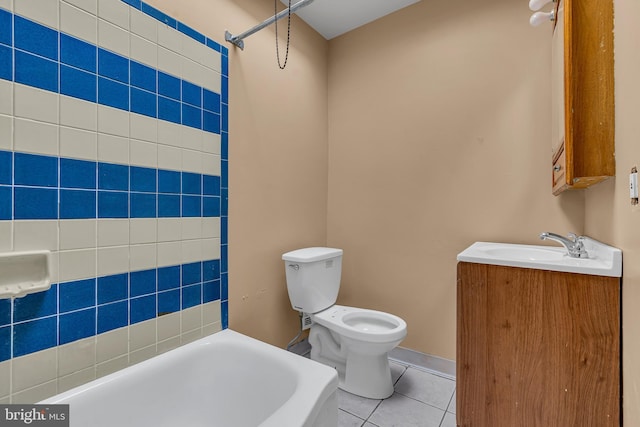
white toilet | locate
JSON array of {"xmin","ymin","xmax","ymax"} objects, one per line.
[{"xmin": 282, "ymin": 247, "xmax": 407, "ymax": 399}]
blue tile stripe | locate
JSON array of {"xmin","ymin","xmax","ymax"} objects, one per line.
[
  {"xmin": 0, "ymin": 9, "xmax": 226, "ymax": 134},
  {"xmin": 3, "ymin": 260, "xmax": 223, "ymax": 359},
  {"xmin": 2, "ymin": 150, "xmax": 221, "ymax": 220}
]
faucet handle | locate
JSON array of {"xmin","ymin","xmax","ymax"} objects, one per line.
[{"xmin": 567, "ymin": 232, "xmax": 578, "ymax": 242}]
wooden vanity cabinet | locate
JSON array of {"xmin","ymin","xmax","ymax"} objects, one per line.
[
  {"xmin": 551, "ymin": 0, "xmax": 615, "ymax": 195},
  {"xmin": 456, "ymin": 262, "xmax": 620, "ymax": 427}
]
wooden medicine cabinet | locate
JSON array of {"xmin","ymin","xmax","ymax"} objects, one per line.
[{"xmin": 551, "ymin": 0, "xmax": 614, "ymax": 195}]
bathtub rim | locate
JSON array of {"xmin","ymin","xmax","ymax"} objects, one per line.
[{"xmin": 40, "ymin": 329, "xmax": 339, "ymax": 427}]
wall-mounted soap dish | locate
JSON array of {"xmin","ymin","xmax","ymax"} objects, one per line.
[{"xmin": 0, "ymin": 250, "xmax": 51, "ymax": 299}]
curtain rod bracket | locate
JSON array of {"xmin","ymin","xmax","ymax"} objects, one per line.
[{"xmin": 225, "ymin": 0, "xmax": 315, "ymax": 51}]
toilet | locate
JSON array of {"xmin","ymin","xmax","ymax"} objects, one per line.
[{"xmin": 282, "ymin": 247, "xmax": 407, "ymax": 399}]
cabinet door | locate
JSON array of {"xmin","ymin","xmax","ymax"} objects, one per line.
[
  {"xmin": 457, "ymin": 262, "xmax": 620, "ymax": 427},
  {"xmin": 550, "ymin": 0, "xmax": 615, "ymax": 195}
]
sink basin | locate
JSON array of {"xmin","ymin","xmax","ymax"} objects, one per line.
[{"xmin": 457, "ymin": 239, "xmax": 622, "ymax": 277}]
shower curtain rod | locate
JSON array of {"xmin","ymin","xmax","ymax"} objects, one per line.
[{"xmin": 225, "ymin": 0, "xmax": 315, "ymax": 50}]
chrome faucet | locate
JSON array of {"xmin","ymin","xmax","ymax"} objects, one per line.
[{"xmin": 539, "ymin": 232, "xmax": 589, "ymax": 258}]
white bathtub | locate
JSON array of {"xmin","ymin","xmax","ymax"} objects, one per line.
[{"xmin": 41, "ymin": 329, "xmax": 338, "ymax": 427}]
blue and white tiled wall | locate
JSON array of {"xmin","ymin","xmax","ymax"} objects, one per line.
[{"xmin": 0, "ymin": 0, "xmax": 229, "ymax": 403}]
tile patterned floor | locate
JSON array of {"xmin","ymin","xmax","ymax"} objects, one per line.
[{"xmin": 337, "ymin": 361, "xmax": 456, "ymax": 427}]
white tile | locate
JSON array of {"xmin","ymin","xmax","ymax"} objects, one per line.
[
  {"xmin": 15, "ymin": 0, "xmax": 59, "ymax": 29},
  {"xmin": 181, "ymin": 217, "xmax": 201, "ymax": 241},
  {"xmin": 97, "ymin": 246, "xmax": 129, "ymax": 276},
  {"xmin": 157, "ymin": 241, "xmax": 181, "ymax": 268},
  {"xmin": 181, "ymin": 305, "xmax": 201, "ymax": 333},
  {"xmin": 202, "ymin": 322, "xmax": 222, "ymax": 336},
  {"xmin": 180, "ymin": 126, "xmax": 202, "ymax": 152},
  {"xmin": 130, "ymin": 243, "xmax": 156, "ymax": 271},
  {"xmin": 130, "ymin": 34, "xmax": 157, "ymax": 68},
  {"xmin": 203, "ymin": 68, "xmax": 221, "ymax": 95},
  {"xmin": 448, "ymin": 390, "xmax": 456, "ymax": 414},
  {"xmin": 182, "ymin": 149, "xmax": 202, "ymax": 174},
  {"xmin": 157, "ymin": 311, "xmax": 180, "ymax": 341},
  {"xmin": 14, "ymin": 118, "xmax": 59, "ymax": 156},
  {"xmin": 12, "ymin": 347, "xmax": 58, "ymax": 392},
  {"xmin": 202, "ymin": 217, "xmax": 219, "ymax": 239},
  {"xmin": 197, "ymin": 42, "xmax": 219, "ymax": 72},
  {"xmin": 14, "ymin": 220, "xmax": 58, "ymax": 251},
  {"xmin": 157, "ymin": 336, "xmax": 180, "ymax": 354},
  {"xmin": 60, "ymin": 1, "xmax": 97, "ymax": 44},
  {"xmin": 181, "ymin": 328, "xmax": 202, "ymax": 345},
  {"xmin": 0, "ymin": 397, "xmax": 8, "ymax": 405},
  {"xmin": 157, "ymin": 47, "xmax": 182, "ymax": 79},
  {"xmin": 58, "ymin": 337, "xmax": 96, "ymax": 376},
  {"xmin": 390, "ymin": 361, "xmax": 408, "ymax": 385},
  {"xmin": 63, "ymin": 0, "xmax": 97, "ymax": 15},
  {"xmin": 157, "ymin": 120, "xmax": 182, "ymax": 148},
  {"xmin": 130, "ymin": 218, "xmax": 157, "ymax": 244},
  {"xmin": 0, "ymin": 80, "xmax": 12, "ymax": 115},
  {"xmin": 441, "ymin": 412, "xmax": 457, "ymax": 427},
  {"xmin": 394, "ymin": 368, "xmax": 456, "ymax": 411},
  {"xmin": 338, "ymin": 409, "xmax": 366, "ymax": 427},
  {"xmin": 96, "ymin": 327, "xmax": 128, "ymax": 363},
  {"xmin": 0, "ymin": 360, "xmax": 10, "ymax": 398},
  {"xmin": 0, "ymin": 0, "xmax": 11, "ymax": 12},
  {"xmin": 130, "ymin": 114, "xmax": 157, "ymax": 144},
  {"xmin": 98, "ymin": 0, "xmax": 128, "ymax": 30},
  {"xmin": 98, "ymin": 219, "xmax": 129, "ymax": 247},
  {"xmin": 49, "ymin": 251, "xmax": 60, "ymax": 285},
  {"xmin": 157, "ymin": 144, "xmax": 182, "ymax": 171},
  {"xmin": 129, "ymin": 345, "xmax": 156, "ymax": 366},
  {"xmin": 96, "ymin": 355, "xmax": 128, "ymax": 378},
  {"xmin": 181, "ymin": 57, "xmax": 202, "ymax": 88},
  {"xmin": 11, "ymin": 380, "xmax": 58, "ymax": 403},
  {"xmin": 368, "ymin": 393, "xmax": 445, "ymax": 427},
  {"xmin": 157, "ymin": 23, "xmax": 182, "ymax": 54},
  {"xmin": 130, "ymin": 139, "xmax": 157, "ymax": 169},
  {"xmin": 0, "ymin": 221, "xmax": 12, "ymax": 252},
  {"xmin": 60, "ymin": 95, "xmax": 97, "ymax": 131},
  {"xmin": 59, "ymin": 248, "xmax": 97, "ymax": 281},
  {"xmin": 15, "ymin": 85, "xmax": 58, "ymax": 124},
  {"xmin": 202, "ymin": 132, "xmax": 221, "ymax": 155},
  {"xmin": 98, "ymin": 133, "xmax": 129, "ymax": 165},
  {"xmin": 98, "ymin": 19, "xmax": 129, "ymax": 57},
  {"xmin": 60, "ymin": 219, "xmax": 97, "ymax": 250},
  {"xmin": 0, "ymin": 115, "xmax": 12, "ymax": 151},
  {"xmin": 58, "ymin": 367, "xmax": 96, "ymax": 393},
  {"xmin": 182, "ymin": 239, "xmax": 202, "ymax": 264},
  {"xmin": 202, "ymin": 238, "xmax": 221, "ymax": 261},
  {"xmin": 129, "ymin": 318, "xmax": 156, "ymax": 351},
  {"xmin": 202, "ymin": 300, "xmax": 221, "ymax": 326},
  {"xmin": 60, "ymin": 126, "xmax": 98, "ymax": 161},
  {"xmin": 180, "ymin": 33, "xmax": 202, "ymax": 65},
  {"xmin": 130, "ymin": 8, "xmax": 157, "ymax": 43},
  {"xmin": 97, "ymin": 105, "xmax": 129, "ymax": 137},
  {"xmin": 202, "ymin": 153, "xmax": 220, "ymax": 176},
  {"xmin": 157, "ymin": 218, "xmax": 181, "ymax": 242}
]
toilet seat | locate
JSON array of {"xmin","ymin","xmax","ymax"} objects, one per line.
[{"xmin": 311, "ymin": 305, "xmax": 407, "ymax": 344}]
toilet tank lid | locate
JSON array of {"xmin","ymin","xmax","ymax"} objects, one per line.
[{"xmin": 282, "ymin": 247, "xmax": 343, "ymax": 263}]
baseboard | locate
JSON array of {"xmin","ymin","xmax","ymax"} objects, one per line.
[
  {"xmin": 288, "ymin": 339, "xmax": 456, "ymax": 381},
  {"xmin": 389, "ymin": 346, "xmax": 456, "ymax": 380}
]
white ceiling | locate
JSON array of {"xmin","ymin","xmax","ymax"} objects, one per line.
[{"xmin": 280, "ymin": 0, "xmax": 421, "ymax": 40}]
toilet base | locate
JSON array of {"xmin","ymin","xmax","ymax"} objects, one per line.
[{"xmin": 309, "ymin": 325, "xmax": 395, "ymax": 400}]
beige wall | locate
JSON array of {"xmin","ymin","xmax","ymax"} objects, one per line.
[
  {"xmin": 327, "ymin": 0, "xmax": 583, "ymax": 359},
  {"xmin": 146, "ymin": 1, "xmax": 640, "ymax": 423},
  {"xmin": 585, "ymin": 0, "xmax": 640, "ymax": 424},
  {"xmin": 146, "ymin": 0, "xmax": 329, "ymax": 346}
]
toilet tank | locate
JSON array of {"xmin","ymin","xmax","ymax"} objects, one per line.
[{"xmin": 282, "ymin": 247, "xmax": 343, "ymax": 313}]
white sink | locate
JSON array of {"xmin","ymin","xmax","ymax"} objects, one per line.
[{"xmin": 457, "ymin": 238, "xmax": 622, "ymax": 277}]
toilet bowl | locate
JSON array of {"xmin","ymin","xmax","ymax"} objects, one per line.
[
  {"xmin": 309, "ymin": 305, "xmax": 407, "ymax": 399},
  {"xmin": 282, "ymin": 247, "xmax": 408, "ymax": 399}
]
